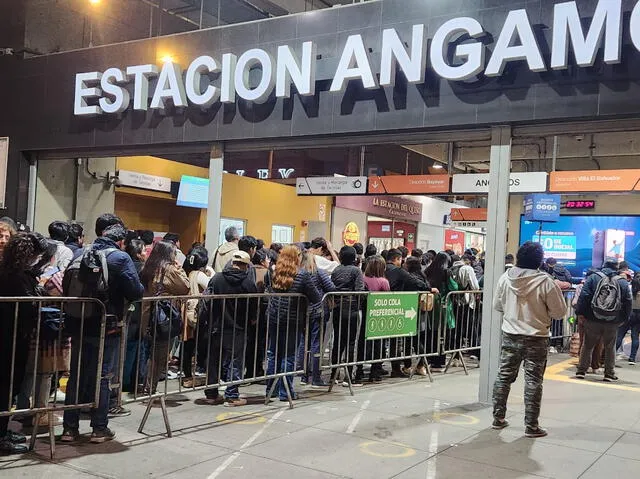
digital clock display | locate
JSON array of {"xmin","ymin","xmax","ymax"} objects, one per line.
[{"xmin": 564, "ymin": 200, "xmax": 595, "ymax": 209}]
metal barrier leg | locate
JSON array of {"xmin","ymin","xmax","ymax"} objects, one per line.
[
  {"xmin": 425, "ymin": 361, "xmax": 434, "ymax": 383},
  {"xmin": 342, "ymin": 367, "xmax": 354, "ymax": 397},
  {"xmin": 265, "ymin": 380, "xmax": 278, "ymax": 405},
  {"xmin": 159, "ymin": 396, "xmax": 172, "ymax": 437},
  {"xmin": 47, "ymin": 411, "xmax": 55, "ymax": 459},
  {"xmin": 138, "ymin": 398, "xmax": 155, "ymax": 434},
  {"xmin": 444, "ymin": 353, "xmax": 455, "ymax": 374},
  {"xmin": 29, "ymin": 414, "xmax": 40, "ymax": 452},
  {"xmin": 459, "ymin": 354, "xmax": 469, "ymax": 376},
  {"xmin": 281, "ymin": 377, "xmax": 294, "ymax": 410}
]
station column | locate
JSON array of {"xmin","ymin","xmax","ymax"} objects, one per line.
[
  {"xmin": 205, "ymin": 143, "xmax": 224, "ymax": 256},
  {"xmin": 479, "ymin": 126, "xmax": 512, "ymax": 404}
]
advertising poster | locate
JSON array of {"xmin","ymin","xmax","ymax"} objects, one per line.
[
  {"xmin": 520, "ymin": 215, "xmax": 640, "ymax": 277},
  {"xmin": 605, "ymin": 229, "xmax": 626, "ymax": 263},
  {"xmin": 444, "ymin": 229, "xmax": 465, "ymax": 256}
]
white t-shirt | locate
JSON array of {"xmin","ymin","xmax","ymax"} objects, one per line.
[{"xmin": 315, "ymin": 254, "xmax": 339, "ymax": 274}]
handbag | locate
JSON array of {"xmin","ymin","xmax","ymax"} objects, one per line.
[
  {"xmin": 419, "ymin": 293, "xmax": 434, "ymax": 312},
  {"xmin": 150, "ymin": 268, "xmax": 182, "ymax": 341}
]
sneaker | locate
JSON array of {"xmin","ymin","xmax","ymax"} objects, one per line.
[
  {"xmin": 279, "ymin": 393, "xmax": 299, "ymax": 402},
  {"xmin": 224, "ymin": 398, "xmax": 248, "ymax": 407},
  {"xmin": 352, "ymin": 375, "xmax": 365, "ymax": 387},
  {"xmin": 0, "ymin": 439, "xmax": 28, "ymax": 455},
  {"xmin": 166, "ymin": 370, "xmax": 182, "ymax": 380},
  {"xmin": 5, "ymin": 431, "xmax": 26, "ymax": 444},
  {"xmin": 491, "ymin": 418, "xmax": 509, "ymax": 430},
  {"xmin": 368, "ymin": 373, "xmax": 382, "ymax": 383},
  {"xmin": 629, "ymin": 361, "xmax": 636, "ymax": 366},
  {"xmin": 200, "ymin": 396, "xmax": 225, "ymax": 405},
  {"xmin": 548, "ymin": 346, "xmax": 558, "ymax": 354},
  {"xmin": 90, "ymin": 427, "xmax": 116, "ymax": 444},
  {"xmin": 588, "ymin": 368, "xmax": 600, "ymax": 374},
  {"xmin": 604, "ymin": 374, "xmax": 619, "ymax": 382},
  {"xmin": 575, "ymin": 372, "xmax": 586, "ymax": 380},
  {"xmin": 300, "ymin": 377, "xmax": 309, "ymax": 386},
  {"xmin": 194, "ymin": 368, "xmax": 207, "ymax": 377},
  {"xmin": 430, "ymin": 367, "xmax": 445, "ymax": 373},
  {"xmin": 60, "ymin": 428, "xmax": 80, "ymax": 443},
  {"xmin": 108, "ymin": 406, "xmax": 131, "ymax": 418},
  {"xmin": 414, "ymin": 366, "xmax": 428, "ymax": 377},
  {"xmin": 379, "ymin": 368, "xmax": 390, "ymax": 376},
  {"xmin": 525, "ymin": 426, "xmax": 548, "ymax": 438},
  {"xmin": 390, "ymin": 369, "xmax": 408, "ymax": 378},
  {"xmin": 34, "ymin": 414, "xmax": 63, "ymax": 427},
  {"xmin": 311, "ymin": 380, "xmax": 329, "ymax": 388},
  {"xmin": 182, "ymin": 377, "xmax": 205, "ymax": 388}
]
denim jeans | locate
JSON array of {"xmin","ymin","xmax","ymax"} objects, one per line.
[
  {"xmin": 205, "ymin": 330, "xmax": 245, "ymax": 400},
  {"xmin": 265, "ymin": 321, "xmax": 297, "ymax": 400},
  {"xmin": 122, "ymin": 336, "xmax": 149, "ymax": 392},
  {"xmin": 616, "ymin": 313, "xmax": 640, "ymax": 361},
  {"xmin": 63, "ymin": 334, "xmax": 119, "ymax": 431}
]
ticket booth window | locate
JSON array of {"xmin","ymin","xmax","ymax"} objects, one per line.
[{"xmin": 272, "ymin": 225, "xmax": 294, "ymax": 244}]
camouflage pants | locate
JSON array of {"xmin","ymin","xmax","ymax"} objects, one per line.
[{"xmin": 492, "ymin": 333, "xmax": 549, "ymax": 428}]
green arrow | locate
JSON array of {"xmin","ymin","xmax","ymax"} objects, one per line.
[{"xmin": 404, "ymin": 307, "xmax": 417, "ymax": 320}]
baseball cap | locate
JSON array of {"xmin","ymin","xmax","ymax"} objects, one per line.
[{"xmin": 232, "ymin": 250, "xmax": 251, "ymax": 265}]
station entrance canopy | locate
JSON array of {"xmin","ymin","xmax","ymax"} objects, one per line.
[{"xmin": 75, "ymin": 0, "xmax": 632, "ymax": 116}]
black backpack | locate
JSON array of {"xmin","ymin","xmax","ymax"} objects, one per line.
[
  {"xmin": 591, "ymin": 272, "xmax": 623, "ymax": 321},
  {"xmin": 62, "ymin": 247, "xmax": 117, "ymax": 319}
]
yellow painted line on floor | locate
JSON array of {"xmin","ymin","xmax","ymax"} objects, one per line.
[
  {"xmin": 359, "ymin": 441, "xmax": 416, "ymax": 458},
  {"xmin": 545, "ymin": 357, "xmax": 640, "ymax": 392}
]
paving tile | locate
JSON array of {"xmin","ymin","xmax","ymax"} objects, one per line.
[
  {"xmin": 47, "ymin": 434, "xmax": 232, "ymax": 477},
  {"xmin": 605, "ymin": 431, "xmax": 640, "ymax": 460},
  {"xmin": 244, "ymin": 426, "xmax": 430, "ymax": 479},
  {"xmin": 442, "ymin": 429, "xmax": 599, "ymax": 479},
  {"xmin": 393, "ymin": 454, "xmax": 551, "ymax": 479},
  {"xmin": 580, "ymin": 454, "xmax": 640, "ymax": 479},
  {"xmin": 0, "ymin": 457, "xmax": 98, "ymax": 478},
  {"xmin": 314, "ymin": 409, "xmax": 479, "ymax": 454},
  {"xmin": 502, "ymin": 413, "xmax": 624, "ymax": 453},
  {"xmin": 156, "ymin": 451, "xmax": 345, "ymax": 479}
]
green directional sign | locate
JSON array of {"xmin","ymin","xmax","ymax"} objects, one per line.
[{"xmin": 365, "ymin": 292, "xmax": 419, "ymax": 340}]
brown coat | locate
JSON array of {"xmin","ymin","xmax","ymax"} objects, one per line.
[{"xmin": 141, "ymin": 264, "xmax": 190, "ymax": 333}]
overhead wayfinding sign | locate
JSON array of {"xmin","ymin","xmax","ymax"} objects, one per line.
[
  {"xmin": 368, "ymin": 175, "xmax": 450, "ymax": 194},
  {"xmin": 296, "ymin": 176, "xmax": 367, "ymax": 196},
  {"xmin": 365, "ymin": 292, "xmax": 419, "ymax": 340},
  {"xmin": 452, "ymin": 172, "xmax": 548, "ymax": 194},
  {"xmin": 550, "ymin": 170, "xmax": 640, "ymax": 192}
]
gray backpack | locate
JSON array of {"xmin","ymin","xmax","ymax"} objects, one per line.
[{"xmin": 590, "ymin": 272, "xmax": 623, "ymax": 321}]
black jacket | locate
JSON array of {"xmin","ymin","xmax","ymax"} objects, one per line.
[
  {"xmin": 576, "ymin": 267, "xmax": 632, "ymax": 323},
  {"xmin": 0, "ymin": 268, "xmax": 40, "ymax": 341},
  {"xmin": 203, "ymin": 267, "xmax": 258, "ymax": 332},
  {"xmin": 551, "ymin": 264, "xmax": 573, "ymax": 283},
  {"xmin": 331, "ymin": 265, "xmax": 365, "ymax": 314},
  {"xmin": 385, "ymin": 264, "xmax": 429, "ymax": 292},
  {"xmin": 266, "ymin": 269, "xmax": 321, "ymax": 325}
]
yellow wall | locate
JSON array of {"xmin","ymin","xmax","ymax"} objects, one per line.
[
  {"xmin": 114, "ymin": 156, "xmax": 331, "ymax": 246},
  {"xmin": 220, "ymin": 173, "xmax": 331, "ymax": 244}
]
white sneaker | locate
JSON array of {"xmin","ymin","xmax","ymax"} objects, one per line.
[{"xmin": 549, "ymin": 347, "xmax": 558, "ymax": 354}]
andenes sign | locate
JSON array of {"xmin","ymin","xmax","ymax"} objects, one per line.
[{"xmin": 75, "ymin": 0, "xmax": 633, "ymax": 116}]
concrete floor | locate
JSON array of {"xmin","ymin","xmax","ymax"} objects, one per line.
[{"xmin": 3, "ymin": 353, "xmax": 640, "ymax": 479}]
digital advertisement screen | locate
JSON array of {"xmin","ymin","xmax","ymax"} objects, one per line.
[
  {"xmin": 176, "ymin": 176, "xmax": 209, "ymax": 209},
  {"xmin": 519, "ymin": 215, "xmax": 640, "ymax": 278}
]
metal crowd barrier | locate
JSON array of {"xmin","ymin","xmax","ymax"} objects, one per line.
[
  {"xmin": 0, "ymin": 297, "xmax": 106, "ymax": 459},
  {"xmin": 319, "ymin": 291, "xmax": 442, "ymax": 395},
  {"xmin": 440, "ymin": 290, "xmax": 483, "ymax": 375},
  {"xmin": 550, "ymin": 289, "xmax": 578, "ymax": 350},
  {"xmin": 119, "ymin": 293, "xmax": 309, "ymax": 436}
]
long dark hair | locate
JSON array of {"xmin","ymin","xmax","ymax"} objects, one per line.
[
  {"xmin": 405, "ymin": 256, "xmax": 426, "ymax": 280},
  {"xmin": 0, "ymin": 232, "xmax": 49, "ymax": 272},
  {"xmin": 425, "ymin": 252, "xmax": 450, "ymax": 289},
  {"xmin": 183, "ymin": 246, "xmax": 209, "ymax": 275},
  {"xmin": 140, "ymin": 240, "xmax": 176, "ymax": 288}
]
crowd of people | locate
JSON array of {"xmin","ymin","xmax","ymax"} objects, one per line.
[
  {"xmin": 0, "ymin": 213, "xmax": 491, "ymax": 454},
  {"xmin": 2, "ymin": 211, "xmax": 638, "ymax": 452}
]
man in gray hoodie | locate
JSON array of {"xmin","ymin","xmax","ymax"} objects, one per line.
[{"xmin": 491, "ymin": 242, "xmax": 566, "ymax": 438}]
